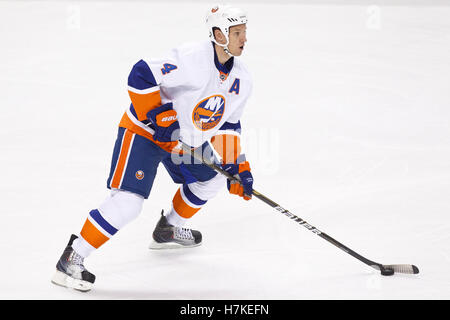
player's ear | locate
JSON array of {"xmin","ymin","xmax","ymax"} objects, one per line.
[{"xmin": 213, "ymin": 27, "xmax": 226, "ymax": 45}]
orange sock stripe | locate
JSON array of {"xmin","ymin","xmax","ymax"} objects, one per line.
[
  {"xmin": 110, "ymin": 130, "xmax": 134, "ymax": 188},
  {"xmin": 80, "ymin": 218, "xmax": 110, "ymax": 249},
  {"xmin": 172, "ymin": 188, "xmax": 201, "ymax": 218}
]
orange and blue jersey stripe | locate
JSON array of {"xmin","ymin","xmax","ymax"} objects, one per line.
[
  {"xmin": 126, "ymin": 59, "xmax": 161, "ymax": 125},
  {"xmin": 119, "ymin": 59, "xmax": 178, "ymax": 152}
]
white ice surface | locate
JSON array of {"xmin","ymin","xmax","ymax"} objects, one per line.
[{"xmin": 1, "ymin": 1, "xmax": 449, "ymax": 299}]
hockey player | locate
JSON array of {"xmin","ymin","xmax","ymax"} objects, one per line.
[{"xmin": 52, "ymin": 4, "xmax": 254, "ymax": 292}]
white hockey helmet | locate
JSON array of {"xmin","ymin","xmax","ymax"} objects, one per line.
[{"xmin": 206, "ymin": 4, "xmax": 248, "ymax": 48}]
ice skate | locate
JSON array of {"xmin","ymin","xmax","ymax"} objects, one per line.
[
  {"xmin": 51, "ymin": 234, "xmax": 96, "ymax": 292},
  {"xmin": 149, "ymin": 210, "xmax": 202, "ymax": 249}
]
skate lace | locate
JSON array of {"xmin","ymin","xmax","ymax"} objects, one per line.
[
  {"xmin": 174, "ymin": 227, "xmax": 194, "ymax": 240},
  {"xmin": 70, "ymin": 251, "xmax": 85, "ymax": 270}
]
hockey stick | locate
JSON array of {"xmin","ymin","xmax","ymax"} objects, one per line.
[{"xmin": 180, "ymin": 142, "xmax": 419, "ymax": 276}]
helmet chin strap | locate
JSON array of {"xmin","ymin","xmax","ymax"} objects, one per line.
[
  {"xmin": 213, "ymin": 36, "xmax": 234, "ymax": 58},
  {"xmin": 222, "ymin": 45, "xmax": 234, "ymax": 57}
]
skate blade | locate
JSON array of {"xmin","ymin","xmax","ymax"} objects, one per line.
[
  {"xmin": 148, "ymin": 240, "xmax": 202, "ymax": 250},
  {"xmin": 51, "ymin": 270, "xmax": 93, "ymax": 292}
]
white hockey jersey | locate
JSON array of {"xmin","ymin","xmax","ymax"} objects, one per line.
[{"xmin": 119, "ymin": 40, "xmax": 252, "ymax": 153}]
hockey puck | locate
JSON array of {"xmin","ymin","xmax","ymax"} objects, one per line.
[{"xmin": 380, "ymin": 268, "xmax": 395, "ymax": 276}]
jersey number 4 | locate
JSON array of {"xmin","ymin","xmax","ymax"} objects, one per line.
[{"xmin": 161, "ymin": 63, "xmax": 177, "ymax": 75}]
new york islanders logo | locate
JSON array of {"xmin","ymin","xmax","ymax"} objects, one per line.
[
  {"xmin": 192, "ymin": 95, "xmax": 225, "ymax": 131},
  {"xmin": 135, "ymin": 170, "xmax": 144, "ymax": 180}
]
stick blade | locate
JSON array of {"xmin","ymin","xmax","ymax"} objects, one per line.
[{"xmin": 382, "ymin": 264, "xmax": 419, "ymax": 275}]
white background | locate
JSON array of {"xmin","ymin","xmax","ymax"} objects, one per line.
[{"xmin": 1, "ymin": 0, "xmax": 449, "ymax": 299}]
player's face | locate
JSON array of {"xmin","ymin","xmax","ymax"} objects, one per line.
[{"xmin": 227, "ymin": 24, "xmax": 247, "ymax": 56}]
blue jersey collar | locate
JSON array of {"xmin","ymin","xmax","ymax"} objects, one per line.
[{"xmin": 212, "ymin": 41, "xmax": 234, "ymax": 75}]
